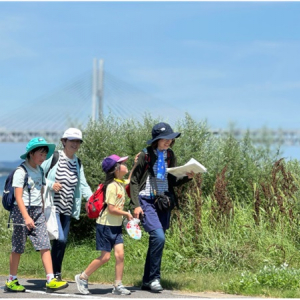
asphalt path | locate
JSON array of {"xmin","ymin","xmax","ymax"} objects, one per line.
[{"xmin": 0, "ymin": 276, "xmax": 251, "ymax": 299}]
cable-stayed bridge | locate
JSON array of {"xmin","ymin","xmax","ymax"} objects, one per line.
[
  {"xmin": 0, "ymin": 59, "xmax": 299, "ymax": 145},
  {"xmin": 0, "ymin": 60, "xmax": 187, "ymax": 143}
]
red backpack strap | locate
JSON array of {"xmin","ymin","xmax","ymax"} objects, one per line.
[
  {"xmin": 142, "ymin": 148, "xmax": 151, "ymax": 172},
  {"xmin": 166, "ymin": 149, "xmax": 172, "ymax": 167}
]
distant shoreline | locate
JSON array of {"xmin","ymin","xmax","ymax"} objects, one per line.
[{"xmin": 0, "ymin": 172, "xmax": 9, "ymax": 177}]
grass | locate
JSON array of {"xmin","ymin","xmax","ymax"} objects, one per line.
[
  {"xmin": 0, "ymin": 210, "xmax": 229, "ymax": 293},
  {"xmin": 3, "ymin": 201, "xmax": 300, "ymax": 298}
]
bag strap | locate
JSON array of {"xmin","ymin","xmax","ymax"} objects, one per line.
[
  {"xmin": 100, "ymin": 181, "xmax": 119, "ymax": 218},
  {"xmin": 45, "ymin": 151, "xmax": 59, "ymax": 178},
  {"xmin": 151, "ymin": 175, "xmax": 159, "ymax": 197},
  {"xmin": 19, "ymin": 163, "xmax": 32, "ymax": 209}
]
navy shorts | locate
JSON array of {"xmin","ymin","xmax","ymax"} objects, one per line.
[{"xmin": 96, "ymin": 224, "xmax": 123, "ymax": 252}]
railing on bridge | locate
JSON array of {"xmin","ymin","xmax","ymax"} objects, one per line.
[
  {"xmin": 211, "ymin": 129, "xmax": 300, "ymax": 146},
  {"xmin": 0, "ymin": 131, "xmax": 63, "ymax": 143},
  {"xmin": 1, "ymin": 129, "xmax": 299, "ymax": 145}
]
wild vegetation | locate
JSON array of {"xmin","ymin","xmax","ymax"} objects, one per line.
[{"xmin": 1, "ymin": 113, "xmax": 300, "ymax": 297}]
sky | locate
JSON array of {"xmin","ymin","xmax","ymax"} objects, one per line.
[{"xmin": 0, "ymin": 1, "xmax": 300, "ymax": 161}]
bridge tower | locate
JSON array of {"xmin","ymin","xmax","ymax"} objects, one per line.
[{"xmin": 92, "ymin": 58, "xmax": 104, "ymax": 122}]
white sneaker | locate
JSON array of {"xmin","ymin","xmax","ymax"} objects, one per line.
[
  {"xmin": 112, "ymin": 284, "xmax": 131, "ymax": 295},
  {"xmin": 150, "ymin": 279, "xmax": 163, "ymax": 292},
  {"xmin": 75, "ymin": 274, "xmax": 90, "ymax": 295}
]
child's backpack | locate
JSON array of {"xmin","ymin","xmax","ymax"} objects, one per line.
[
  {"xmin": 2, "ymin": 163, "xmax": 32, "ymax": 228},
  {"xmin": 85, "ymin": 183, "xmax": 106, "ymax": 219},
  {"xmin": 2, "ymin": 164, "xmax": 29, "ymax": 212}
]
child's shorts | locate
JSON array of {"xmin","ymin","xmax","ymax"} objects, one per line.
[
  {"xmin": 96, "ymin": 224, "xmax": 123, "ymax": 252},
  {"xmin": 11, "ymin": 206, "xmax": 51, "ymax": 253}
]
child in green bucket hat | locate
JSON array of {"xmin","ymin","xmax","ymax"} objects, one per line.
[
  {"xmin": 20, "ymin": 137, "xmax": 56, "ymax": 160},
  {"xmin": 5, "ymin": 137, "xmax": 69, "ymax": 293}
]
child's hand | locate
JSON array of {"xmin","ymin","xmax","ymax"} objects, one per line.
[
  {"xmin": 126, "ymin": 212, "xmax": 133, "ymax": 221},
  {"xmin": 25, "ymin": 217, "xmax": 35, "ymax": 231},
  {"xmin": 134, "ymin": 152, "xmax": 140, "ymax": 165}
]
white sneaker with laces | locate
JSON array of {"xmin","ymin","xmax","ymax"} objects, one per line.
[
  {"xmin": 75, "ymin": 274, "xmax": 90, "ymax": 295},
  {"xmin": 112, "ymin": 284, "xmax": 131, "ymax": 295}
]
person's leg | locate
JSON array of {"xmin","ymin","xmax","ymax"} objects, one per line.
[
  {"xmin": 5, "ymin": 207, "xmax": 27, "ymax": 292},
  {"xmin": 40, "ymin": 249, "xmax": 53, "ymax": 275},
  {"xmin": 142, "ymin": 244, "xmax": 151, "ymax": 284},
  {"xmin": 143, "ymin": 228, "xmax": 165, "ymax": 284},
  {"xmin": 51, "ymin": 214, "xmax": 71, "ymax": 276},
  {"xmin": 75, "ymin": 224, "xmax": 114, "ymax": 295},
  {"xmin": 41, "ymin": 248, "xmax": 68, "ymax": 291},
  {"xmin": 114, "ymin": 243, "xmax": 124, "ymax": 281},
  {"xmin": 112, "ymin": 243, "xmax": 130, "ymax": 295},
  {"xmin": 5, "ymin": 253, "xmax": 25, "ymax": 293},
  {"xmin": 9, "ymin": 252, "xmax": 21, "ymax": 276},
  {"xmin": 75, "ymin": 251, "xmax": 110, "ymax": 295},
  {"xmin": 85, "ymin": 251, "xmax": 111, "ymax": 275}
]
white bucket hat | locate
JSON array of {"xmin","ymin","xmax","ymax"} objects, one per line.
[{"xmin": 62, "ymin": 128, "xmax": 83, "ymax": 141}]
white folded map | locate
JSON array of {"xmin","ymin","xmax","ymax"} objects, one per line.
[{"xmin": 166, "ymin": 158, "xmax": 207, "ymax": 177}]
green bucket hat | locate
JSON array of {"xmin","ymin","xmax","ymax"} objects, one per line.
[{"xmin": 20, "ymin": 137, "xmax": 56, "ymax": 160}]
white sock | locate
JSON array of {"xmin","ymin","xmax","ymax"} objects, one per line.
[
  {"xmin": 8, "ymin": 275, "xmax": 17, "ymax": 282},
  {"xmin": 46, "ymin": 274, "xmax": 54, "ymax": 283},
  {"xmin": 115, "ymin": 280, "xmax": 122, "ymax": 286},
  {"xmin": 80, "ymin": 271, "xmax": 89, "ymax": 280}
]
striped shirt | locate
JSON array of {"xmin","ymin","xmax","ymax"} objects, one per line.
[
  {"xmin": 54, "ymin": 151, "xmax": 78, "ymax": 215},
  {"xmin": 139, "ymin": 149, "xmax": 169, "ymax": 199}
]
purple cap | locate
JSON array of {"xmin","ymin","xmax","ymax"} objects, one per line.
[{"xmin": 102, "ymin": 154, "xmax": 128, "ymax": 173}]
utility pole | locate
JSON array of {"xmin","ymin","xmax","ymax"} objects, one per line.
[{"xmin": 92, "ymin": 58, "xmax": 104, "ymax": 121}]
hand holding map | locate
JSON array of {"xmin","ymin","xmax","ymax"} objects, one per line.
[{"xmin": 166, "ymin": 158, "xmax": 207, "ymax": 178}]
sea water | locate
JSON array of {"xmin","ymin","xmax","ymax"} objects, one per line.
[{"xmin": 0, "ymin": 175, "xmax": 6, "ymax": 194}]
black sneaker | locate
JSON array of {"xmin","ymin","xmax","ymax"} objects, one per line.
[
  {"xmin": 141, "ymin": 282, "xmax": 151, "ymax": 290},
  {"xmin": 54, "ymin": 273, "xmax": 62, "ymax": 281}
]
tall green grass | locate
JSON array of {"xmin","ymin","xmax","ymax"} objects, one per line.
[{"xmin": 1, "ymin": 114, "xmax": 300, "ymax": 297}]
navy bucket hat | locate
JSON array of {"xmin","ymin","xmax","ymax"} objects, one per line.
[{"xmin": 147, "ymin": 122, "xmax": 181, "ymax": 145}]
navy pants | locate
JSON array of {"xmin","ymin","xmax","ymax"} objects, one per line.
[
  {"xmin": 51, "ymin": 213, "xmax": 71, "ymax": 275},
  {"xmin": 143, "ymin": 228, "xmax": 165, "ymax": 284}
]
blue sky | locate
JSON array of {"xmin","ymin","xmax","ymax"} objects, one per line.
[{"xmin": 0, "ymin": 1, "xmax": 300, "ymax": 161}]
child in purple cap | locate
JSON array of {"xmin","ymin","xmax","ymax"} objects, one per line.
[{"xmin": 75, "ymin": 154, "xmax": 134, "ymax": 296}]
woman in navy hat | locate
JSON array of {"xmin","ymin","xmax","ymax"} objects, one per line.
[{"xmin": 129, "ymin": 122, "xmax": 194, "ymax": 292}]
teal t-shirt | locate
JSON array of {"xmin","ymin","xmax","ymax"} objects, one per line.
[{"xmin": 12, "ymin": 161, "xmax": 45, "ymax": 207}]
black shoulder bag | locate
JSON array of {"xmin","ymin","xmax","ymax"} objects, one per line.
[{"xmin": 151, "ymin": 175, "xmax": 175, "ymax": 213}]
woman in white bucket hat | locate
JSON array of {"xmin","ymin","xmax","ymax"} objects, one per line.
[{"xmin": 41, "ymin": 128, "xmax": 93, "ymax": 282}]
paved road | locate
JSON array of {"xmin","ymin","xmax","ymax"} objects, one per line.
[{"xmin": 0, "ymin": 276, "xmax": 250, "ymax": 299}]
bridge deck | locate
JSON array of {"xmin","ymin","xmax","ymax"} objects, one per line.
[{"xmin": 1, "ymin": 129, "xmax": 299, "ymax": 145}]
